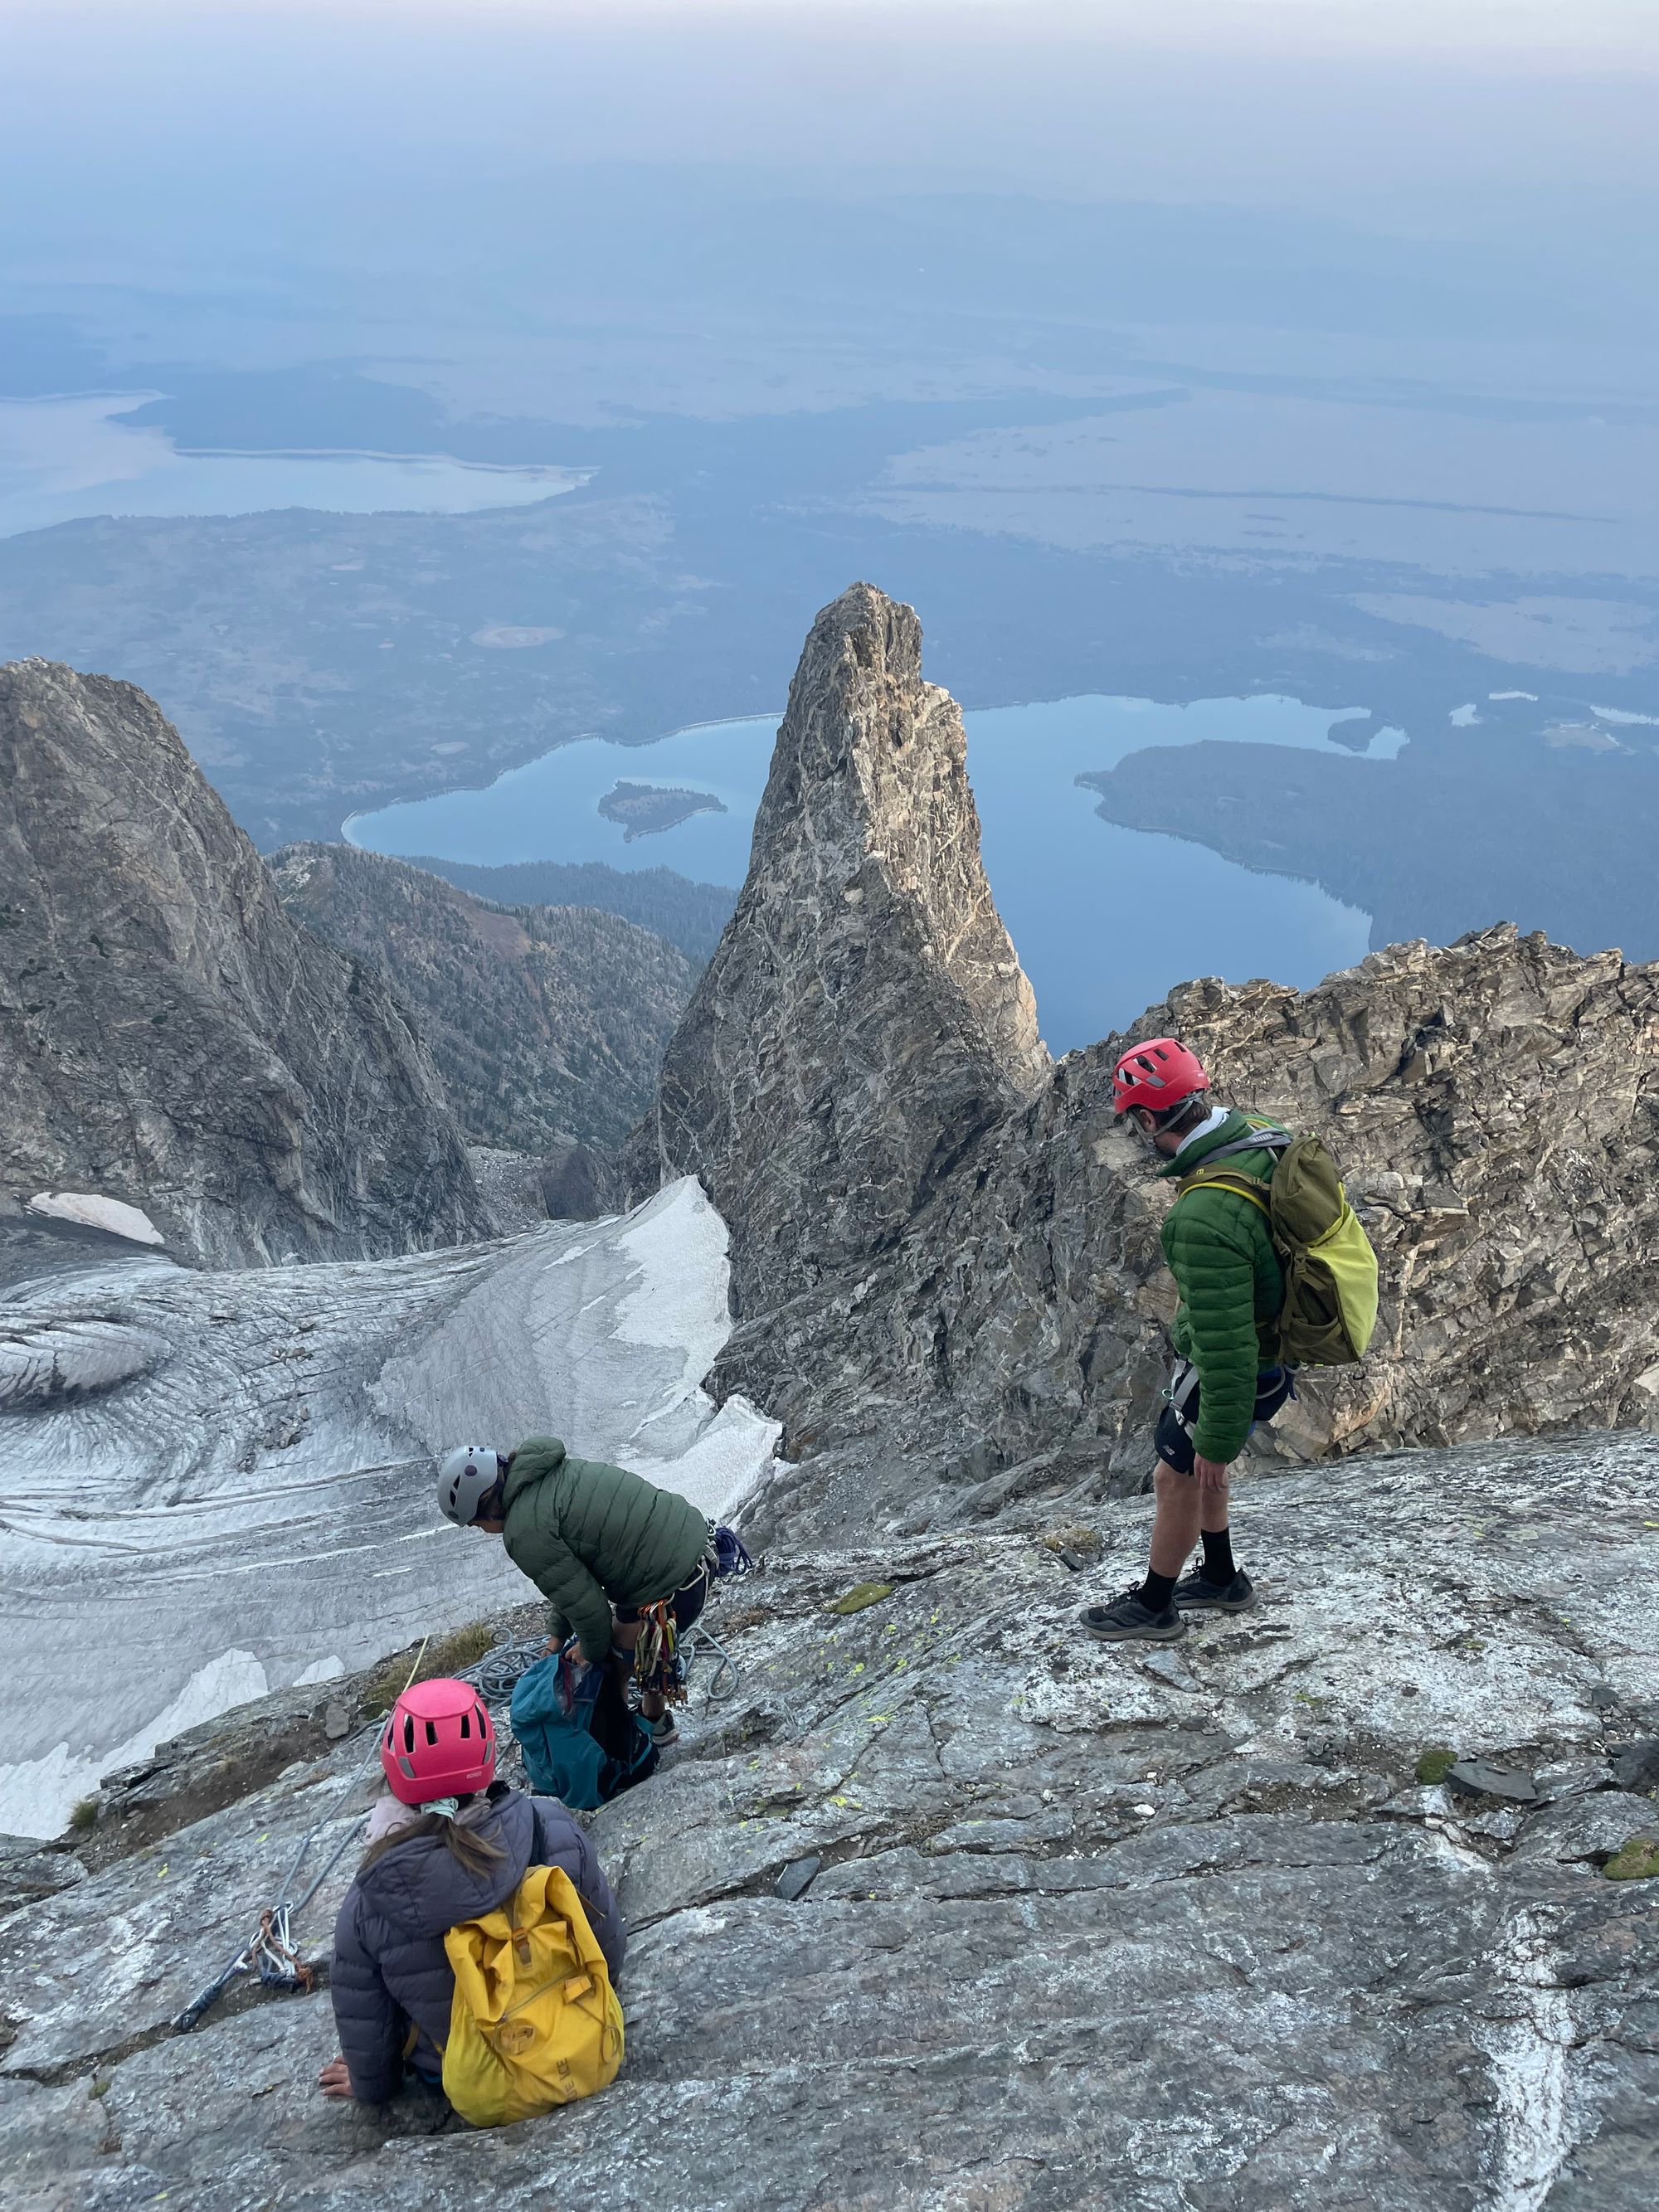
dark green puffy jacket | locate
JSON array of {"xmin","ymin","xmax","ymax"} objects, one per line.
[
  {"xmin": 501, "ymin": 1437, "xmax": 709, "ymax": 1664},
  {"xmin": 1159, "ymin": 1110, "xmax": 1286, "ymax": 1465}
]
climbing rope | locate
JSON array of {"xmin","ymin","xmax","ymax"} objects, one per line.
[
  {"xmin": 173, "ymin": 1634, "xmax": 431, "ymax": 2035},
  {"xmin": 457, "ymin": 1631, "xmax": 544, "ymax": 1705},
  {"xmin": 677, "ymin": 1621, "xmax": 741, "ymax": 1703}
]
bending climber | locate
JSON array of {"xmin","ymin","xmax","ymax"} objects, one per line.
[
  {"xmin": 318, "ymin": 1676, "xmax": 625, "ymax": 2107},
  {"xmin": 437, "ymin": 1438, "xmax": 712, "ymax": 1746},
  {"xmin": 1082, "ymin": 1038, "xmax": 1292, "ymax": 1643}
]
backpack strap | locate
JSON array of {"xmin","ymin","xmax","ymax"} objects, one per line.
[
  {"xmin": 1175, "ymin": 1168, "xmax": 1272, "ymax": 1217},
  {"xmin": 1195, "ymin": 1123, "xmax": 1292, "ymax": 1165}
]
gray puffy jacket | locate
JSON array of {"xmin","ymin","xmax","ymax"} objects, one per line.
[{"xmin": 330, "ymin": 1785, "xmax": 626, "ymax": 2104}]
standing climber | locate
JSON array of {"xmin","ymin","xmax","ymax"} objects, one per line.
[
  {"xmin": 437, "ymin": 1439, "xmax": 713, "ymax": 1745},
  {"xmin": 1082, "ymin": 1038, "xmax": 1294, "ymax": 1642},
  {"xmin": 319, "ymin": 1675, "xmax": 625, "ymax": 2108}
]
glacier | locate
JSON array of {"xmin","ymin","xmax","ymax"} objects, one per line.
[{"xmin": 0, "ymin": 1177, "xmax": 778, "ymax": 1836}]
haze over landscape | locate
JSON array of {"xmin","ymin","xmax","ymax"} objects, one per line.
[{"xmin": 3, "ymin": 0, "xmax": 1656, "ymax": 1041}]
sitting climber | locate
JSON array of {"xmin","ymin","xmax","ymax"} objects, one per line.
[
  {"xmin": 1081, "ymin": 1038, "xmax": 1293, "ymax": 1643},
  {"xmin": 437, "ymin": 1438, "xmax": 712, "ymax": 1746},
  {"xmin": 318, "ymin": 1676, "xmax": 625, "ymax": 2108}
]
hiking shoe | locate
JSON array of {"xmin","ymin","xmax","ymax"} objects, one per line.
[
  {"xmin": 642, "ymin": 1711, "xmax": 679, "ymax": 1746},
  {"xmin": 1172, "ymin": 1568, "xmax": 1257, "ymax": 1614},
  {"xmin": 1079, "ymin": 1591, "xmax": 1187, "ymax": 1643}
]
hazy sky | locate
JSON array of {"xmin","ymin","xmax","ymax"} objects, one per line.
[
  {"xmin": 15, "ymin": 0, "xmax": 1653, "ymax": 57},
  {"xmin": 3, "ymin": 0, "xmax": 1655, "ymax": 263}
]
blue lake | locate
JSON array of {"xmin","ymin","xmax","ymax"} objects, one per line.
[
  {"xmin": 0, "ymin": 396, "xmax": 581, "ymax": 537},
  {"xmin": 350, "ymin": 695, "xmax": 1403, "ymax": 1053}
]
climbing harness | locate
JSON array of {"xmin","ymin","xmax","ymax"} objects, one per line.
[{"xmin": 173, "ymin": 1635, "xmax": 432, "ymax": 2035}]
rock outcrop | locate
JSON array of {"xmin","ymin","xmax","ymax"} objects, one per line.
[
  {"xmin": 743, "ymin": 924, "xmax": 1659, "ymax": 1540},
  {"xmin": 2, "ymin": 1432, "xmax": 1655, "ymax": 2208},
  {"xmin": 612, "ymin": 598, "xmax": 1659, "ymax": 1538},
  {"xmin": 0, "ymin": 663, "xmax": 486, "ymax": 1266},
  {"xmin": 628, "ymin": 584, "xmax": 1048, "ymax": 1393},
  {"xmin": 271, "ymin": 843, "xmax": 695, "ymax": 1154}
]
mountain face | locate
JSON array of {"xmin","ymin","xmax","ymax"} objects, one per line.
[
  {"xmin": 270, "ymin": 843, "xmax": 695, "ymax": 1153},
  {"xmin": 622, "ymin": 597, "xmax": 1659, "ymax": 1538},
  {"xmin": 626, "ymin": 584, "xmax": 1048, "ymax": 1389},
  {"xmin": 0, "ymin": 662, "xmax": 486, "ymax": 1266},
  {"xmin": 5, "ymin": 597, "xmax": 1658, "ymax": 2209},
  {"xmin": 6, "ymin": 1429, "xmax": 1655, "ymax": 2208},
  {"xmin": 405, "ymin": 854, "xmax": 734, "ymax": 965},
  {"xmin": 742, "ymin": 922, "xmax": 1659, "ymax": 1540}
]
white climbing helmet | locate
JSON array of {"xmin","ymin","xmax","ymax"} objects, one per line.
[{"xmin": 435, "ymin": 1444, "xmax": 505, "ymax": 1527}]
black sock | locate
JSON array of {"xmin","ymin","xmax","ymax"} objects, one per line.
[
  {"xmin": 1200, "ymin": 1526, "xmax": 1236, "ymax": 1585},
  {"xmin": 1138, "ymin": 1568, "xmax": 1176, "ymax": 1614}
]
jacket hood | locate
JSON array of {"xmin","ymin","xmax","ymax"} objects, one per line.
[
  {"xmin": 353, "ymin": 1789, "xmax": 535, "ymax": 1937},
  {"xmin": 505, "ymin": 1437, "xmax": 567, "ymax": 1508}
]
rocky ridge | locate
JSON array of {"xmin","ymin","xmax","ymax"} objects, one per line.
[
  {"xmin": 0, "ymin": 663, "xmax": 485, "ymax": 1266},
  {"xmin": 4, "ymin": 591, "xmax": 1659, "ymax": 2207},
  {"xmin": 270, "ymin": 842, "xmax": 696, "ymax": 1155},
  {"xmin": 627, "ymin": 581, "xmax": 1048, "ymax": 1343},
  {"xmin": 745, "ymin": 924, "xmax": 1659, "ymax": 1543},
  {"xmin": 620, "ymin": 593, "xmax": 1659, "ymax": 1541},
  {"xmin": 1, "ymin": 1433, "xmax": 1654, "ymax": 2208}
]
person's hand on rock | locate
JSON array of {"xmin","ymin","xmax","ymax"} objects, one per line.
[{"xmin": 318, "ymin": 2057, "xmax": 354, "ymax": 2101}]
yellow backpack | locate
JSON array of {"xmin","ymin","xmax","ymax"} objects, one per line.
[
  {"xmin": 440, "ymin": 1864, "xmax": 624, "ymax": 2127},
  {"xmin": 1176, "ymin": 1125, "xmax": 1379, "ymax": 1366}
]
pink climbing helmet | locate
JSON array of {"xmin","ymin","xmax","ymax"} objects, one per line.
[
  {"xmin": 1112, "ymin": 1037, "xmax": 1209, "ymax": 1117},
  {"xmin": 379, "ymin": 1677, "xmax": 496, "ymax": 1806}
]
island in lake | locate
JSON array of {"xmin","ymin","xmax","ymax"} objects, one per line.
[{"xmin": 597, "ymin": 780, "xmax": 728, "ymax": 841}]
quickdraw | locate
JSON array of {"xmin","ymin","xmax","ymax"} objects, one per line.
[
  {"xmin": 253, "ymin": 1905, "xmax": 314, "ymax": 1993},
  {"xmin": 633, "ymin": 1599, "xmax": 688, "ymax": 1709}
]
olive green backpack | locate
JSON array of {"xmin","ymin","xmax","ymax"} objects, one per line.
[{"xmin": 1176, "ymin": 1122, "xmax": 1379, "ymax": 1365}]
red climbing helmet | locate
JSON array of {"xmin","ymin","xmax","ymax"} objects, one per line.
[
  {"xmin": 379, "ymin": 1677, "xmax": 496, "ymax": 1806},
  {"xmin": 1112, "ymin": 1037, "xmax": 1209, "ymax": 1117}
]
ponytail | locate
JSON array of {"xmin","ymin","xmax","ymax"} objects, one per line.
[{"xmin": 360, "ymin": 1791, "xmax": 508, "ymax": 1880}]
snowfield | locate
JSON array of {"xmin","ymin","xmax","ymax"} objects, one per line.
[
  {"xmin": 0, "ymin": 1179, "xmax": 778, "ymax": 1836},
  {"xmin": 26, "ymin": 1190, "xmax": 167, "ymax": 1245}
]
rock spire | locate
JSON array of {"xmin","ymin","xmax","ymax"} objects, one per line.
[{"xmin": 629, "ymin": 583, "xmax": 1048, "ymax": 1393}]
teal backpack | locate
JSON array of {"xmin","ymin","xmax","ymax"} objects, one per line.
[{"xmin": 510, "ymin": 1647, "xmax": 658, "ymax": 1810}]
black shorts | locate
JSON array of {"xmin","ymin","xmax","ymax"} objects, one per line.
[
  {"xmin": 1155, "ymin": 1367, "xmax": 1293, "ymax": 1475},
  {"xmin": 614, "ymin": 1560, "xmax": 709, "ymax": 1632}
]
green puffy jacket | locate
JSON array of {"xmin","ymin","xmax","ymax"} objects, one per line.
[
  {"xmin": 501, "ymin": 1437, "xmax": 709, "ymax": 1664},
  {"xmin": 1159, "ymin": 1110, "xmax": 1286, "ymax": 1465}
]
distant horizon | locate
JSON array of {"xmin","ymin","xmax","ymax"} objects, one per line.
[
  {"xmin": 4, "ymin": 0, "xmax": 1656, "ymax": 235},
  {"xmin": 11, "ymin": 0, "xmax": 1659, "ymax": 65}
]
